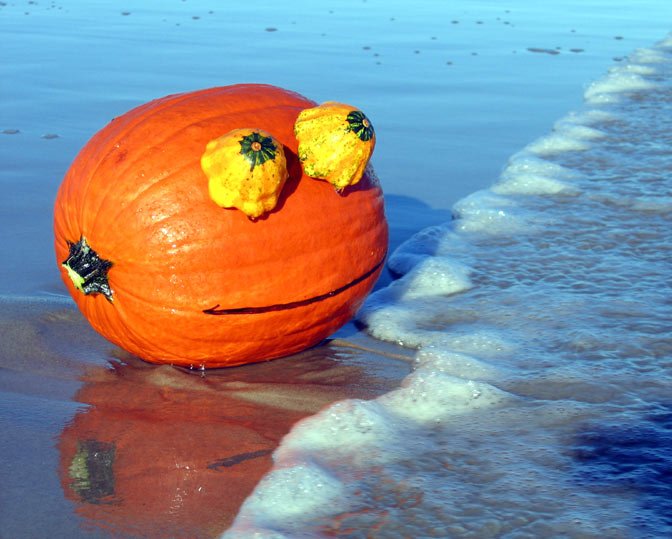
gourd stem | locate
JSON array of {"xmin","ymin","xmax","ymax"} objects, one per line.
[{"xmin": 62, "ymin": 237, "xmax": 114, "ymax": 302}]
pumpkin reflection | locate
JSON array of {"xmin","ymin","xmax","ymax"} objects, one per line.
[{"xmin": 58, "ymin": 345, "xmax": 405, "ymax": 538}]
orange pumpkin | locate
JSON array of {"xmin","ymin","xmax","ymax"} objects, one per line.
[{"xmin": 53, "ymin": 84, "xmax": 387, "ymax": 368}]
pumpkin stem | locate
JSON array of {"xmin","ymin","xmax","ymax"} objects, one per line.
[{"xmin": 62, "ymin": 237, "xmax": 114, "ymax": 302}]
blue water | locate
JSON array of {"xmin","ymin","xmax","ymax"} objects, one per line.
[
  {"xmin": 226, "ymin": 39, "xmax": 672, "ymax": 538},
  {"xmin": 2, "ymin": 0, "xmax": 672, "ymax": 296}
]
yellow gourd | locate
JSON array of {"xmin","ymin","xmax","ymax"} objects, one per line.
[
  {"xmin": 294, "ymin": 102, "xmax": 376, "ymax": 190},
  {"xmin": 201, "ymin": 128, "xmax": 288, "ymax": 218}
]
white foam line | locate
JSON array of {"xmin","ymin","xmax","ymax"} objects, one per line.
[
  {"xmin": 584, "ymin": 48, "xmax": 661, "ymax": 104},
  {"xmin": 493, "ymin": 154, "xmax": 580, "ymax": 196}
]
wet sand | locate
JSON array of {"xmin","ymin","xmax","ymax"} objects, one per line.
[{"xmin": 0, "ymin": 297, "xmax": 411, "ymax": 537}]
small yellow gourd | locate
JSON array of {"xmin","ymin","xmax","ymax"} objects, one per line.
[
  {"xmin": 201, "ymin": 128, "xmax": 288, "ymax": 218},
  {"xmin": 294, "ymin": 102, "xmax": 376, "ymax": 190}
]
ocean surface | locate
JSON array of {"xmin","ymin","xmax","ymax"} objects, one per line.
[
  {"xmin": 1, "ymin": 1, "xmax": 671, "ymax": 538},
  {"xmin": 226, "ymin": 38, "xmax": 672, "ymax": 538}
]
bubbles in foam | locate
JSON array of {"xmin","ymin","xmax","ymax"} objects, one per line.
[
  {"xmin": 415, "ymin": 347, "xmax": 507, "ymax": 381},
  {"xmin": 524, "ymin": 121, "xmax": 605, "ymax": 156},
  {"xmin": 554, "ymin": 121, "xmax": 606, "ymax": 141},
  {"xmin": 356, "ymin": 302, "xmax": 424, "ymax": 347},
  {"xmin": 227, "ymin": 464, "xmax": 348, "ymax": 536},
  {"xmin": 503, "ymin": 154, "xmax": 577, "ymax": 179},
  {"xmin": 493, "ymin": 154, "xmax": 579, "ymax": 196},
  {"xmin": 273, "ymin": 399, "xmax": 398, "ymax": 465},
  {"xmin": 453, "ymin": 190, "xmax": 530, "ymax": 234},
  {"xmin": 379, "ymin": 370, "xmax": 510, "ymax": 423},
  {"xmin": 659, "ymin": 33, "xmax": 672, "ymax": 47},
  {"xmin": 493, "ymin": 174, "xmax": 572, "ymax": 196},
  {"xmin": 359, "ymin": 228, "xmax": 475, "ymax": 344},
  {"xmin": 616, "ymin": 63, "xmax": 657, "ymax": 76},
  {"xmin": 372, "ymin": 256, "xmax": 472, "ymax": 302},
  {"xmin": 584, "ymin": 53, "xmax": 659, "ymax": 104},
  {"xmin": 527, "ymin": 135, "xmax": 590, "ymax": 155},
  {"xmin": 431, "ymin": 329, "xmax": 515, "ymax": 358},
  {"xmin": 585, "ymin": 74, "xmax": 656, "ymax": 103},
  {"xmin": 359, "ymin": 299, "xmax": 459, "ymax": 349},
  {"xmin": 562, "ymin": 109, "xmax": 618, "ymax": 125},
  {"xmin": 387, "ymin": 226, "xmax": 473, "ymax": 275},
  {"xmin": 628, "ymin": 46, "xmax": 667, "ymax": 64}
]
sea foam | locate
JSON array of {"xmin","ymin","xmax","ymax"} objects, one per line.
[
  {"xmin": 584, "ymin": 49, "xmax": 660, "ymax": 104},
  {"xmin": 492, "ymin": 154, "xmax": 579, "ymax": 196}
]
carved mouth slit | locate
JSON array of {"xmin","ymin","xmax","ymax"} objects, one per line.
[{"xmin": 203, "ymin": 254, "xmax": 386, "ymax": 316}]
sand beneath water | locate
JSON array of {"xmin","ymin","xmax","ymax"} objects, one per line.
[{"xmin": 0, "ymin": 298, "xmax": 411, "ymax": 538}]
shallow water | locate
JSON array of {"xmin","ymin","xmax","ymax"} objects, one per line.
[
  {"xmin": 1, "ymin": 0, "xmax": 672, "ymax": 538},
  {"xmin": 2, "ymin": 0, "xmax": 671, "ymax": 295},
  {"xmin": 0, "ymin": 297, "xmax": 410, "ymax": 538},
  {"xmin": 225, "ymin": 39, "xmax": 672, "ymax": 538}
]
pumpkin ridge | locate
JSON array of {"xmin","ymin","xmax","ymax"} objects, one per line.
[
  {"xmin": 74, "ymin": 90, "xmax": 216, "ymax": 232},
  {"xmin": 54, "ymin": 192, "xmax": 80, "ymax": 255},
  {"xmin": 82, "ymin": 136, "xmax": 193, "ymax": 239},
  {"xmin": 96, "ymin": 174, "xmax": 385, "ymax": 317},
  {"xmin": 203, "ymin": 252, "xmax": 386, "ymax": 315},
  {"xmin": 88, "ymin": 275, "xmax": 377, "ymax": 365},
  {"xmin": 107, "ymin": 298, "xmax": 260, "ymax": 362},
  {"xmin": 87, "ymin": 103, "xmax": 308, "ymax": 242},
  {"xmin": 83, "ymin": 285, "xmax": 136, "ymax": 357},
  {"xmin": 79, "ymin": 94, "xmax": 307, "ymax": 235},
  {"xmin": 98, "ymin": 159, "xmax": 198, "ymax": 252},
  {"xmin": 104, "ymin": 271, "xmax": 200, "ymax": 314},
  {"xmin": 106, "ymin": 242, "xmax": 385, "ymax": 316},
  {"xmin": 85, "ymin": 85, "xmax": 297, "ymax": 178},
  {"xmin": 113, "ymin": 302, "xmax": 340, "ymax": 363},
  {"xmin": 72, "ymin": 86, "xmax": 311, "ymax": 237},
  {"xmin": 94, "ymin": 293, "xmax": 185, "ymax": 362},
  {"xmin": 105, "ymin": 225, "xmax": 387, "ymax": 314},
  {"xmin": 97, "ymin": 280, "xmax": 260, "ymax": 357}
]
